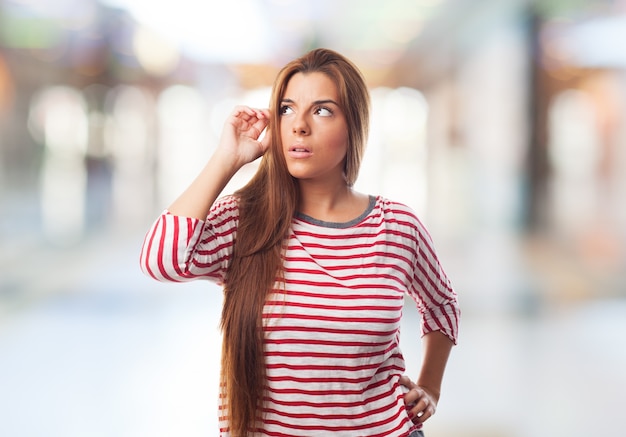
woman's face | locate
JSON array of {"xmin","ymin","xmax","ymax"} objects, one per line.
[{"xmin": 279, "ymin": 72, "xmax": 349, "ymax": 185}]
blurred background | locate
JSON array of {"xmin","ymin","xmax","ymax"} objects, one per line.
[{"xmin": 1, "ymin": 0, "xmax": 625, "ymax": 436}]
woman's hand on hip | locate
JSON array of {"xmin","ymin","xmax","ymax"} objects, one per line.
[{"xmin": 400, "ymin": 375, "xmax": 438, "ymax": 424}]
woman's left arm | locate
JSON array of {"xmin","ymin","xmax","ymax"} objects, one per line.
[
  {"xmin": 400, "ymin": 204, "xmax": 460, "ymax": 423},
  {"xmin": 401, "ymin": 330, "xmax": 454, "ymax": 424}
]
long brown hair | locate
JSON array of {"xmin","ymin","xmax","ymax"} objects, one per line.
[{"xmin": 220, "ymin": 48, "xmax": 370, "ymax": 436}]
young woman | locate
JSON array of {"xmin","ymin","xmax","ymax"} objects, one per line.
[{"xmin": 140, "ymin": 48, "xmax": 460, "ymax": 437}]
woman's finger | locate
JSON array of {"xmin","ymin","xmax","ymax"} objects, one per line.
[{"xmin": 406, "ymin": 386, "xmax": 437, "ymax": 424}]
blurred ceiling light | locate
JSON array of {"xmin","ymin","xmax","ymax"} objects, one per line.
[
  {"xmin": 97, "ymin": 0, "xmax": 445, "ymax": 65},
  {"xmin": 133, "ymin": 25, "xmax": 180, "ymax": 76},
  {"xmin": 306, "ymin": 0, "xmax": 442, "ymax": 67},
  {"xmin": 559, "ymin": 14, "xmax": 626, "ymax": 68},
  {"xmin": 28, "ymin": 86, "xmax": 88, "ymax": 154},
  {"xmin": 541, "ymin": 24, "xmax": 575, "ymax": 75},
  {"xmin": 268, "ymin": 0, "xmax": 297, "ymax": 5},
  {"xmin": 100, "ymin": 0, "xmax": 273, "ymax": 63}
]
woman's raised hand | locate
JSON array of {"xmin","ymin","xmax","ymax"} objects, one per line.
[
  {"xmin": 166, "ymin": 106, "xmax": 271, "ymax": 219},
  {"xmin": 218, "ymin": 106, "xmax": 271, "ymax": 168}
]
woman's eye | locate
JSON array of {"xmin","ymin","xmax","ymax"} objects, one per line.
[
  {"xmin": 316, "ymin": 107, "xmax": 333, "ymax": 117},
  {"xmin": 280, "ymin": 105, "xmax": 293, "ymax": 115}
]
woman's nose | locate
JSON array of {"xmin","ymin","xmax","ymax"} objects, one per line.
[{"xmin": 292, "ymin": 115, "xmax": 309, "ymax": 135}]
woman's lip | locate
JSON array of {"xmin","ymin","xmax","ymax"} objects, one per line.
[
  {"xmin": 287, "ymin": 149, "xmax": 312, "ymax": 158},
  {"xmin": 287, "ymin": 145, "xmax": 312, "ymax": 158},
  {"xmin": 289, "ymin": 145, "xmax": 311, "ymax": 152}
]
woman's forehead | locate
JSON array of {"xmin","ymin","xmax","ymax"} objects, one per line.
[{"xmin": 282, "ymin": 72, "xmax": 340, "ymax": 102}]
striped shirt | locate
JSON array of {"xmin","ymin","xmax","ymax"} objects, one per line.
[{"xmin": 140, "ymin": 195, "xmax": 460, "ymax": 437}]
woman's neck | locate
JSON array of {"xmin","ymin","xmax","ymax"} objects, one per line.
[{"xmin": 297, "ymin": 181, "xmax": 369, "ymax": 223}]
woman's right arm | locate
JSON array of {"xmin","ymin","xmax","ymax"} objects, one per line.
[
  {"xmin": 139, "ymin": 196, "xmax": 238, "ymax": 283},
  {"xmin": 167, "ymin": 106, "xmax": 270, "ymax": 220},
  {"xmin": 139, "ymin": 106, "xmax": 270, "ymax": 283}
]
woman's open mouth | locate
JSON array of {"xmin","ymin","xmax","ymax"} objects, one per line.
[{"xmin": 288, "ymin": 145, "xmax": 312, "ymax": 158}]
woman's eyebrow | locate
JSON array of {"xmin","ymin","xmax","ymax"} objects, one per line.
[
  {"xmin": 280, "ymin": 98, "xmax": 339, "ymax": 106},
  {"xmin": 313, "ymin": 99, "xmax": 339, "ymax": 106}
]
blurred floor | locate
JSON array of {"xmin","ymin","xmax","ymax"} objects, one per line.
[
  {"xmin": 0, "ymin": 229, "xmax": 223, "ymax": 437},
  {"xmin": 0, "ymin": 227, "xmax": 625, "ymax": 437}
]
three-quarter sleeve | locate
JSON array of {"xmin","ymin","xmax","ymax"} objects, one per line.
[
  {"xmin": 409, "ymin": 217, "xmax": 460, "ymax": 344},
  {"xmin": 139, "ymin": 195, "xmax": 239, "ymax": 285}
]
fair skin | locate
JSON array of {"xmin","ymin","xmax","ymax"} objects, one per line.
[
  {"xmin": 402, "ymin": 331, "xmax": 454, "ymax": 424},
  {"xmin": 167, "ymin": 71, "xmax": 453, "ymax": 425},
  {"xmin": 279, "ymin": 72, "xmax": 369, "ymax": 220}
]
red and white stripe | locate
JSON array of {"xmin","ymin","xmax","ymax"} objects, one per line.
[{"xmin": 140, "ymin": 195, "xmax": 460, "ymax": 437}]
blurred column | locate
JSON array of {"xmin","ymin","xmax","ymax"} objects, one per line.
[
  {"xmin": 105, "ymin": 85, "xmax": 157, "ymax": 229},
  {"xmin": 359, "ymin": 87, "xmax": 429, "ymax": 215},
  {"xmin": 156, "ymin": 85, "xmax": 210, "ymax": 208},
  {"xmin": 453, "ymin": 23, "xmax": 530, "ymax": 233},
  {"xmin": 83, "ymin": 84, "xmax": 113, "ymax": 231},
  {"xmin": 28, "ymin": 86, "xmax": 89, "ymax": 246},
  {"xmin": 424, "ymin": 76, "xmax": 472, "ymax": 238},
  {"xmin": 525, "ymin": 10, "xmax": 551, "ymax": 231},
  {"xmin": 547, "ymin": 89, "xmax": 600, "ymax": 233}
]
